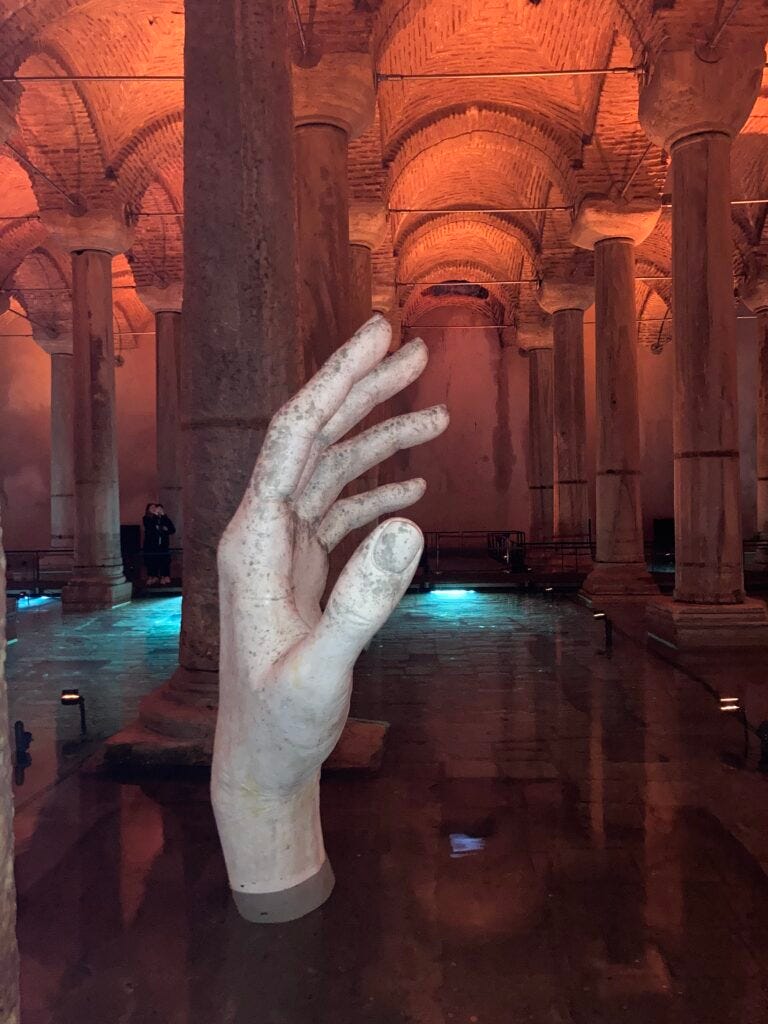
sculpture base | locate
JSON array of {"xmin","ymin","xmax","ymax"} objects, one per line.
[
  {"xmin": 646, "ymin": 596, "xmax": 768, "ymax": 651},
  {"xmin": 580, "ymin": 562, "xmax": 659, "ymax": 602},
  {"xmin": 61, "ymin": 577, "xmax": 132, "ymax": 613},
  {"xmin": 103, "ymin": 684, "xmax": 388, "ymax": 772},
  {"xmin": 232, "ymin": 859, "xmax": 335, "ymax": 924}
]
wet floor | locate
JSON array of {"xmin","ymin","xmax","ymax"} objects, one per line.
[{"xmin": 11, "ymin": 592, "xmax": 768, "ymax": 1023}]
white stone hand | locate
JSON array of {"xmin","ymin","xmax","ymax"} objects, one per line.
[{"xmin": 211, "ymin": 315, "xmax": 449, "ymax": 922}]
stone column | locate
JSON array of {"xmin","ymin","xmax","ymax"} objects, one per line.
[
  {"xmin": 349, "ymin": 200, "xmax": 388, "ymax": 333},
  {"xmin": 537, "ymin": 280, "xmax": 593, "ymax": 541},
  {"xmin": 740, "ymin": 276, "xmax": 768, "ymax": 564},
  {"xmin": 519, "ymin": 318, "xmax": 554, "ymax": 542},
  {"xmin": 42, "ymin": 208, "xmax": 133, "ymax": 611},
  {"xmin": 106, "ymin": 0, "xmax": 302, "ymax": 756},
  {"xmin": 571, "ymin": 198, "xmax": 660, "ymax": 598},
  {"xmin": 640, "ymin": 36, "xmax": 768, "ymax": 647},
  {"xmin": 137, "ymin": 284, "xmax": 183, "ymax": 542},
  {"xmin": 294, "ymin": 54, "xmax": 375, "ymax": 377},
  {"xmin": 33, "ymin": 331, "xmax": 75, "ymax": 551}
]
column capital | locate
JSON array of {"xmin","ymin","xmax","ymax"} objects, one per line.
[
  {"xmin": 137, "ymin": 282, "xmax": 183, "ymax": 315},
  {"xmin": 349, "ymin": 199, "xmax": 388, "ymax": 250},
  {"xmin": 293, "ymin": 53, "xmax": 375, "ymax": 139},
  {"xmin": 537, "ymin": 278, "xmax": 593, "ymax": 314},
  {"xmin": 42, "ymin": 200, "xmax": 134, "ymax": 256},
  {"xmin": 570, "ymin": 196, "xmax": 661, "ymax": 250},
  {"xmin": 33, "ymin": 327, "xmax": 73, "ymax": 356},
  {"xmin": 517, "ymin": 314, "xmax": 553, "ymax": 352},
  {"xmin": 639, "ymin": 34, "xmax": 765, "ymax": 150}
]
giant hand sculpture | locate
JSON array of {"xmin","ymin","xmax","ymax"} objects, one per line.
[{"xmin": 212, "ymin": 315, "xmax": 448, "ymax": 923}]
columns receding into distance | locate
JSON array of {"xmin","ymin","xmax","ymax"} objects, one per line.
[
  {"xmin": 571, "ymin": 197, "xmax": 660, "ymax": 598},
  {"xmin": 640, "ymin": 34, "xmax": 768, "ymax": 647},
  {"xmin": 137, "ymin": 283, "xmax": 183, "ymax": 543},
  {"xmin": 537, "ymin": 278, "xmax": 593, "ymax": 543},
  {"xmin": 293, "ymin": 53, "xmax": 375, "ymax": 377},
  {"xmin": 42, "ymin": 205, "xmax": 133, "ymax": 612}
]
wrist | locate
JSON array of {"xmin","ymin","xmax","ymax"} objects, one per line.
[{"xmin": 211, "ymin": 769, "xmax": 331, "ymax": 907}]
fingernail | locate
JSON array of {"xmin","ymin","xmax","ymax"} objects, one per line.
[{"xmin": 373, "ymin": 520, "xmax": 423, "ymax": 573}]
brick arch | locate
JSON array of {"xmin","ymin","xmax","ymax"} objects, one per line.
[
  {"xmin": 11, "ymin": 244, "xmax": 72, "ymax": 337},
  {"xmin": 404, "ymin": 291, "xmax": 508, "ymax": 331},
  {"xmin": 386, "ymin": 105, "xmax": 580, "ymax": 200},
  {"xmin": 127, "ymin": 179, "xmax": 183, "ymax": 291},
  {"xmin": 111, "ymin": 113, "xmax": 183, "ymax": 209},
  {"xmin": 399, "ymin": 256, "xmax": 522, "ymax": 327},
  {"xmin": 397, "ymin": 215, "xmax": 538, "ymax": 281},
  {"xmin": 388, "ymin": 130, "xmax": 571, "ymax": 230},
  {"xmin": 16, "ymin": 48, "xmax": 108, "ymax": 211}
]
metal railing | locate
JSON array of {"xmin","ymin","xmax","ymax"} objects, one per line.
[{"xmin": 5, "ymin": 549, "xmax": 74, "ymax": 595}]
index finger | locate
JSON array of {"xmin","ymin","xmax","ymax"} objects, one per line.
[{"xmin": 251, "ymin": 315, "xmax": 392, "ymax": 501}]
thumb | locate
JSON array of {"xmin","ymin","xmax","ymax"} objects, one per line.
[{"xmin": 298, "ymin": 518, "xmax": 423, "ymax": 686}]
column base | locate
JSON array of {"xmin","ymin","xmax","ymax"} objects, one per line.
[
  {"xmin": 232, "ymin": 859, "xmax": 335, "ymax": 924},
  {"xmin": 61, "ymin": 577, "xmax": 132, "ymax": 612},
  {"xmin": 580, "ymin": 562, "xmax": 659, "ymax": 601},
  {"xmin": 749, "ymin": 540, "xmax": 768, "ymax": 568},
  {"xmin": 646, "ymin": 596, "xmax": 768, "ymax": 651}
]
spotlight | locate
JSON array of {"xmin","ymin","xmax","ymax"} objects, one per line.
[
  {"xmin": 719, "ymin": 696, "xmax": 741, "ymax": 714},
  {"xmin": 430, "ymin": 589, "xmax": 475, "ymax": 598},
  {"xmin": 61, "ymin": 689, "xmax": 87, "ymax": 735},
  {"xmin": 593, "ymin": 611, "xmax": 613, "ymax": 652}
]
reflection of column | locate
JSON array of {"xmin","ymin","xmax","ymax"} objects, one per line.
[
  {"xmin": 137, "ymin": 284, "xmax": 183, "ymax": 543},
  {"xmin": 537, "ymin": 280, "xmax": 593, "ymax": 541},
  {"xmin": 34, "ymin": 331, "xmax": 75, "ymax": 550},
  {"xmin": 640, "ymin": 36, "xmax": 768, "ymax": 647},
  {"xmin": 740, "ymin": 278, "xmax": 768, "ymax": 565},
  {"xmin": 294, "ymin": 54, "xmax": 375, "ymax": 377},
  {"xmin": 571, "ymin": 199, "xmax": 660, "ymax": 598}
]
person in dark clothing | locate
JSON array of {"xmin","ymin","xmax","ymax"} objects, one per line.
[{"xmin": 142, "ymin": 503, "xmax": 176, "ymax": 585}]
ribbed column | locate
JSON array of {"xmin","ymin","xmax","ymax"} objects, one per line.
[
  {"xmin": 64, "ymin": 250, "xmax": 131, "ymax": 611},
  {"xmin": 571, "ymin": 198, "xmax": 660, "ymax": 597},
  {"xmin": 538, "ymin": 277, "xmax": 594, "ymax": 542},
  {"xmin": 50, "ymin": 352, "xmax": 75, "ymax": 549},
  {"xmin": 527, "ymin": 347, "xmax": 554, "ymax": 542},
  {"xmin": 40, "ymin": 203, "xmax": 133, "ymax": 611},
  {"xmin": 155, "ymin": 310, "xmax": 182, "ymax": 541},
  {"xmin": 640, "ymin": 34, "xmax": 768, "ymax": 646},
  {"xmin": 33, "ymin": 330, "xmax": 75, "ymax": 551}
]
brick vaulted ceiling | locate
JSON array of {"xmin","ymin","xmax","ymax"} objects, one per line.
[{"xmin": 0, "ymin": 1, "xmax": 765, "ymax": 350}]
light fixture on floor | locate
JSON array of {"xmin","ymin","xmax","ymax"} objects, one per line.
[
  {"xmin": 61, "ymin": 689, "xmax": 87, "ymax": 735},
  {"xmin": 593, "ymin": 611, "xmax": 613, "ymax": 653}
]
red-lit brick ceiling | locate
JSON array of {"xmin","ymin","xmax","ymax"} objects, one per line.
[{"xmin": 0, "ymin": 0, "xmax": 765, "ymax": 350}]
